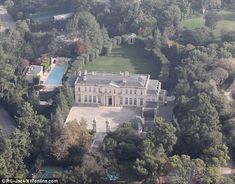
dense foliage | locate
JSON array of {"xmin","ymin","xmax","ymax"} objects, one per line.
[{"xmin": 0, "ymin": 0, "xmax": 235, "ymax": 183}]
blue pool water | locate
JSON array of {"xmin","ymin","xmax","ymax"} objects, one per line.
[{"xmin": 45, "ymin": 64, "xmax": 67, "ymax": 85}]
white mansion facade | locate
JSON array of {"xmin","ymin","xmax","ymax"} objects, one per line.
[{"xmin": 74, "ymin": 71, "xmax": 167, "ymax": 107}]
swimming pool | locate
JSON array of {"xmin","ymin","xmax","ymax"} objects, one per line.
[{"xmin": 44, "ymin": 63, "xmax": 67, "ymax": 85}]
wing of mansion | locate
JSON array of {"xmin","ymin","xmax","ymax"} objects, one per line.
[{"xmin": 74, "ymin": 71, "xmax": 167, "ymax": 107}]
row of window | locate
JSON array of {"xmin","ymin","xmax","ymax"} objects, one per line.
[
  {"xmin": 119, "ymin": 97, "xmax": 143, "ymax": 106},
  {"xmin": 78, "ymin": 95, "xmax": 144, "ymax": 106},
  {"xmin": 77, "ymin": 86, "xmax": 144, "ymax": 95},
  {"xmin": 78, "ymin": 95, "xmax": 101, "ymax": 103}
]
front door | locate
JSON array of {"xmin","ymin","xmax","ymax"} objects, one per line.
[{"xmin": 108, "ymin": 96, "xmax": 112, "ymax": 106}]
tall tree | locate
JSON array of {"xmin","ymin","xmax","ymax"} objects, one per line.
[{"xmin": 147, "ymin": 117, "xmax": 177, "ymax": 153}]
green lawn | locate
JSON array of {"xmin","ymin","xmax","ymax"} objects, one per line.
[
  {"xmin": 84, "ymin": 45, "xmax": 160, "ymax": 79},
  {"xmin": 181, "ymin": 16, "xmax": 205, "ymax": 29},
  {"xmin": 181, "ymin": 9, "xmax": 235, "ymax": 39}
]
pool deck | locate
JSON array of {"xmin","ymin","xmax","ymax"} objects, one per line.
[{"xmin": 40, "ymin": 57, "xmax": 70, "ymax": 91}]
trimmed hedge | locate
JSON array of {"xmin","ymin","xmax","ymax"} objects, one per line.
[
  {"xmin": 111, "ymin": 38, "xmax": 117, "ymax": 47},
  {"xmin": 121, "ymin": 34, "xmax": 129, "ymax": 43},
  {"xmin": 114, "ymin": 36, "xmax": 122, "ymax": 45},
  {"xmin": 88, "ymin": 52, "xmax": 96, "ymax": 62},
  {"xmin": 103, "ymin": 42, "xmax": 113, "ymax": 56},
  {"xmin": 152, "ymin": 48, "xmax": 170, "ymax": 85},
  {"xmin": 81, "ymin": 54, "xmax": 90, "ymax": 64}
]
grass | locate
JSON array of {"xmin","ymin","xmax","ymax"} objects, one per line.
[
  {"xmin": 181, "ymin": 16, "xmax": 205, "ymax": 29},
  {"xmin": 84, "ymin": 44, "xmax": 160, "ymax": 79},
  {"xmin": 181, "ymin": 9, "xmax": 235, "ymax": 39}
]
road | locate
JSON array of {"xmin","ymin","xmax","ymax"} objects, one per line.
[
  {"xmin": 0, "ymin": 5, "xmax": 15, "ymax": 33},
  {"xmin": 224, "ymin": 79, "xmax": 235, "ymax": 101},
  {"xmin": 0, "ymin": 105, "xmax": 16, "ymax": 136}
]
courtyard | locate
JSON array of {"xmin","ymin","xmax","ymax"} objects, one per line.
[
  {"xmin": 65, "ymin": 106, "xmax": 142, "ymax": 133},
  {"xmin": 84, "ymin": 44, "xmax": 160, "ymax": 79}
]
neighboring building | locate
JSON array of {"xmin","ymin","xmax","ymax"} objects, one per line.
[
  {"xmin": 128, "ymin": 33, "xmax": 136, "ymax": 44},
  {"xmin": 25, "ymin": 65, "xmax": 43, "ymax": 83},
  {"xmin": 74, "ymin": 71, "xmax": 167, "ymax": 107},
  {"xmin": 53, "ymin": 13, "xmax": 73, "ymax": 21}
]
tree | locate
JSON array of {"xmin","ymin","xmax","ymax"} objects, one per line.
[
  {"xmin": 60, "ymin": 155, "xmax": 105, "ymax": 184},
  {"xmin": 74, "ymin": 39, "xmax": 87, "ymax": 55},
  {"xmin": 15, "ymin": 102, "xmax": 48, "ymax": 153},
  {"xmin": 133, "ymin": 139, "xmax": 167, "ymax": 182},
  {"xmin": 16, "ymin": 20, "xmax": 30, "ymax": 37},
  {"xmin": 66, "ymin": 11, "xmax": 102, "ymax": 52},
  {"xmin": 158, "ymin": 4, "xmax": 181, "ymax": 32},
  {"xmin": 179, "ymin": 28, "xmax": 213, "ymax": 45},
  {"xmin": 210, "ymin": 67, "xmax": 229, "ymax": 85},
  {"xmin": 2, "ymin": 129, "xmax": 30, "ymax": 178},
  {"xmin": 205, "ymin": 12, "xmax": 221, "ymax": 30},
  {"xmin": 51, "ymin": 119, "xmax": 92, "ymax": 160},
  {"xmin": 147, "ymin": 117, "xmax": 177, "ymax": 153},
  {"xmin": 174, "ymin": 93, "xmax": 229, "ymax": 166},
  {"xmin": 166, "ymin": 155, "xmax": 223, "ymax": 184}
]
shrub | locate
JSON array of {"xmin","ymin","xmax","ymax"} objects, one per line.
[
  {"xmin": 88, "ymin": 52, "xmax": 95, "ymax": 62},
  {"xmin": 114, "ymin": 36, "xmax": 122, "ymax": 45},
  {"xmin": 122, "ymin": 34, "xmax": 129, "ymax": 44}
]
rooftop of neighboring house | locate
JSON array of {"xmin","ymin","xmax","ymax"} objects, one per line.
[{"xmin": 26, "ymin": 65, "xmax": 43, "ymax": 75}]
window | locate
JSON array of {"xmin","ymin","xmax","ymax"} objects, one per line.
[
  {"xmin": 125, "ymin": 98, "xmax": 128, "ymax": 105},
  {"xmin": 140, "ymin": 90, "xmax": 143, "ymax": 95},
  {"xmin": 120, "ymin": 89, "xmax": 122, "ymax": 94},
  {"xmin": 78, "ymin": 87, "xmax": 80, "ymax": 92},
  {"xmin": 134, "ymin": 98, "xmax": 137, "ymax": 105},
  {"xmin": 78, "ymin": 94, "xmax": 81, "ymax": 102},
  {"xmin": 98, "ymin": 96, "xmax": 101, "ymax": 103},
  {"xmin": 109, "ymin": 89, "xmax": 111, "ymax": 93},
  {"xmin": 134, "ymin": 90, "xmax": 137, "ymax": 94},
  {"xmin": 93, "ymin": 96, "xmax": 96, "ymax": 103},
  {"xmin": 129, "ymin": 98, "xmax": 132, "ymax": 105},
  {"xmin": 89, "ymin": 96, "xmax": 92, "ymax": 102},
  {"xmin": 85, "ymin": 87, "xmax": 87, "ymax": 92},
  {"xmin": 126, "ymin": 89, "xmax": 128, "ymax": 94},
  {"xmin": 93, "ymin": 87, "xmax": 96, "ymax": 92},
  {"xmin": 89, "ymin": 87, "xmax": 91, "ymax": 92},
  {"xmin": 85, "ymin": 95, "xmax": 87, "ymax": 102},
  {"xmin": 140, "ymin": 98, "xmax": 143, "ymax": 106},
  {"xmin": 130, "ymin": 90, "xmax": 132, "ymax": 94},
  {"xmin": 120, "ymin": 97, "xmax": 123, "ymax": 105},
  {"xmin": 98, "ymin": 88, "xmax": 101, "ymax": 92},
  {"xmin": 114, "ymin": 89, "xmax": 116, "ymax": 94},
  {"xmin": 105, "ymin": 89, "xmax": 107, "ymax": 93}
]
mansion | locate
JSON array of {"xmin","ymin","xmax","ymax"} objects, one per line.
[{"xmin": 74, "ymin": 71, "xmax": 167, "ymax": 107}]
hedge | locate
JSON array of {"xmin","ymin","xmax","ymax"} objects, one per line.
[
  {"xmin": 121, "ymin": 34, "xmax": 129, "ymax": 43},
  {"xmin": 152, "ymin": 48, "xmax": 170, "ymax": 85},
  {"xmin": 81, "ymin": 54, "xmax": 90, "ymax": 64},
  {"xmin": 114, "ymin": 36, "xmax": 122, "ymax": 45},
  {"xmin": 88, "ymin": 52, "xmax": 96, "ymax": 62}
]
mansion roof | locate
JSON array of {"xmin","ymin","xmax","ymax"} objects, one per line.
[{"xmin": 75, "ymin": 72, "xmax": 150, "ymax": 88}]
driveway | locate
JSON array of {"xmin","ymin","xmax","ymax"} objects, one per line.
[
  {"xmin": 0, "ymin": 105, "xmax": 16, "ymax": 136},
  {"xmin": 0, "ymin": 5, "xmax": 16, "ymax": 32}
]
